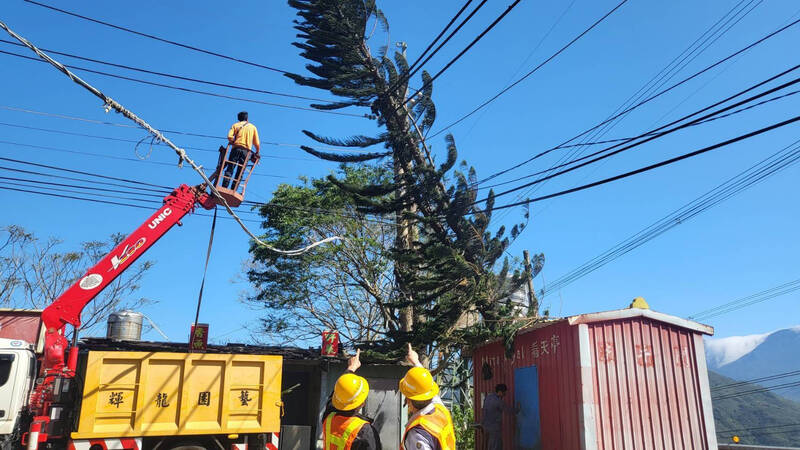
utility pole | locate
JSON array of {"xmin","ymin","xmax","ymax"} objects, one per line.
[{"xmin": 524, "ymin": 250, "xmax": 538, "ymax": 318}]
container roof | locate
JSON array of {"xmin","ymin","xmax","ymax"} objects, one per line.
[{"xmin": 567, "ymin": 308, "xmax": 714, "ymax": 335}]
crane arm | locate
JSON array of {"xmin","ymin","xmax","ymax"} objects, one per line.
[{"xmin": 39, "ymin": 184, "xmax": 214, "ymax": 374}]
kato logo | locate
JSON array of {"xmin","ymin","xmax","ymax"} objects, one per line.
[
  {"xmin": 148, "ymin": 207, "xmax": 173, "ymax": 229},
  {"xmin": 109, "ymin": 237, "xmax": 146, "ymax": 272}
]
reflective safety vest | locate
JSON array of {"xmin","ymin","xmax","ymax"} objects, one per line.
[
  {"xmin": 402, "ymin": 403, "xmax": 456, "ymax": 450},
  {"xmin": 323, "ymin": 412, "xmax": 369, "ymax": 450}
]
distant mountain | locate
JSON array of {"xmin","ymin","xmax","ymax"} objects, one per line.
[
  {"xmin": 705, "ymin": 326, "xmax": 800, "ymax": 402},
  {"xmin": 710, "ymin": 371, "xmax": 800, "ymax": 447}
]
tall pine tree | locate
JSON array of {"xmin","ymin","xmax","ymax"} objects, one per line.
[{"xmin": 253, "ymin": 0, "xmax": 544, "ymax": 363}]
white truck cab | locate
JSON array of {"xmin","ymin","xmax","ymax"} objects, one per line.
[{"xmin": 0, "ymin": 338, "xmax": 36, "ymax": 443}]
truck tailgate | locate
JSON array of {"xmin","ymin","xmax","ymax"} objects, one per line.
[{"xmin": 72, "ymin": 351, "xmax": 282, "ymax": 439}]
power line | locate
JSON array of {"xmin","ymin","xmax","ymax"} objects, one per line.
[
  {"xmin": 712, "ymin": 369, "xmax": 800, "ymax": 391},
  {"xmin": 0, "ymin": 121, "xmax": 314, "ymax": 162},
  {"xmin": 0, "ymin": 158, "xmax": 399, "ymax": 227},
  {"xmin": 496, "ymin": 0, "xmax": 761, "ymax": 199},
  {"xmin": 0, "ymin": 184, "xmax": 262, "ymax": 223},
  {"xmin": 712, "ymin": 379, "xmax": 800, "ymax": 400},
  {"xmin": 690, "ymin": 279, "xmax": 800, "ymax": 321},
  {"xmin": 429, "ymin": 0, "xmax": 630, "ymax": 138},
  {"xmin": 717, "ymin": 422, "xmax": 800, "ymax": 434},
  {"xmin": 541, "ymin": 137, "xmax": 800, "ymax": 295},
  {"xmin": 487, "ymin": 0, "xmax": 762, "ymax": 230},
  {"xmin": 23, "ymin": 0, "xmax": 290, "ymax": 74},
  {"xmin": 0, "ymin": 38, "xmax": 332, "ymax": 103},
  {"xmin": 0, "ymin": 139, "xmax": 290, "ymax": 179},
  {"xmin": 404, "ymin": 0, "xmax": 478, "ymax": 77},
  {"xmin": 0, "ymin": 155, "xmax": 170, "ymax": 189},
  {"xmin": 400, "ymin": 0, "xmax": 523, "ymax": 110},
  {"xmin": 487, "ymin": 113, "xmax": 800, "ymax": 213},
  {"xmin": 481, "ymin": 76, "xmax": 800, "ymax": 192},
  {"xmin": 393, "ymin": 0, "xmax": 488, "ymax": 97},
  {"xmin": 477, "ymin": 69, "xmax": 800, "ymax": 204},
  {"xmin": 0, "ymin": 104, "xmax": 376, "ymax": 153},
  {"xmin": 0, "ymin": 49, "xmax": 366, "ymax": 118},
  {"xmin": 476, "ymin": 14, "xmax": 800, "ymax": 185}
]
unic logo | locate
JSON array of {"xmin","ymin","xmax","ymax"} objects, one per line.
[
  {"xmin": 109, "ymin": 237, "xmax": 146, "ymax": 271},
  {"xmin": 148, "ymin": 207, "xmax": 173, "ymax": 230}
]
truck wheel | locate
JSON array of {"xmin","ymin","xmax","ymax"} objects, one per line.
[{"xmin": 167, "ymin": 444, "xmax": 209, "ymax": 450}]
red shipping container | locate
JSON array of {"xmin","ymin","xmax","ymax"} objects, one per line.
[
  {"xmin": 473, "ymin": 307, "xmax": 716, "ymax": 450},
  {"xmin": 322, "ymin": 330, "xmax": 339, "ymax": 357},
  {"xmin": 0, "ymin": 309, "xmax": 44, "ymax": 351}
]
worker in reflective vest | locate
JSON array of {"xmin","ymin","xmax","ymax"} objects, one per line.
[
  {"xmin": 399, "ymin": 344, "xmax": 456, "ymax": 450},
  {"xmin": 322, "ymin": 349, "xmax": 382, "ymax": 450}
]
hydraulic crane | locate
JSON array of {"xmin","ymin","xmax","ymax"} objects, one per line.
[{"xmin": 21, "ymin": 146, "xmax": 258, "ymax": 449}]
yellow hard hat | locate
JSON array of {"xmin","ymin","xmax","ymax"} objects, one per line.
[
  {"xmin": 399, "ymin": 367, "xmax": 439, "ymax": 401},
  {"xmin": 332, "ymin": 373, "xmax": 369, "ymax": 411}
]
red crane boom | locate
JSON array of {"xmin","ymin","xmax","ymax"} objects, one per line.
[{"xmin": 26, "ymin": 184, "xmax": 216, "ymax": 448}]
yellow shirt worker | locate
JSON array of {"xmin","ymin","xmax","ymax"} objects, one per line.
[{"xmin": 222, "ymin": 111, "xmax": 260, "ymax": 189}]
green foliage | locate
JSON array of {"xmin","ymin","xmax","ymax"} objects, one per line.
[
  {"xmin": 709, "ymin": 370, "xmax": 800, "ymax": 446},
  {"xmin": 451, "ymin": 401, "xmax": 476, "ymax": 450},
  {"xmin": 247, "ymin": 166, "xmax": 398, "ymax": 345}
]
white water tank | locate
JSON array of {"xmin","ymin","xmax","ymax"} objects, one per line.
[{"xmin": 106, "ymin": 310, "xmax": 143, "ymax": 341}]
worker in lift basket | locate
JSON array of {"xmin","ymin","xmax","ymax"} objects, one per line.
[
  {"xmin": 322, "ymin": 349, "xmax": 383, "ymax": 450},
  {"xmin": 223, "ymin": 111, "xmax": 260, "ymax": 189},
  {"xmin": 399, "ymin": 344, "xmax": 456, "ymax": 450}
]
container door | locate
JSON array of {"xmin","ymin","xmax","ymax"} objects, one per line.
[
  {"xmin": 362, "ymin": 378, "xmax": 403, "ymax": 447},
  {"xmin": 514, "ymin": 365, "xmax": 542, "ymax": 450}
]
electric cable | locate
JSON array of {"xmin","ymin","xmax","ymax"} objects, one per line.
[
  {"xmin": 689, "ymin": 279, "xmax": 800, "ymax": 321},
  {"xmin": 475, "ymin": 15, "xmax": 800, "ymax": 184},
  {"xmin": 390, "ymin": 0, "xmax": 488, "ymax": 97},
  {"xmin": 399, "ymin": 0, "xmax": 524, "ymax": 111},
  {"xmin": 0, "ymin": 104, "xmax": 376, "ymax": 153},
  {"xmin": 487, "ymin": 0, "xmax": 762, "ymax": 227},
  {"xmin": 0, "ymin": 49, "xmax": 366, "ymax": 118},
  {"xmin": 429, "ymin": 0, "xmax": 630, "ymax": 138},
  {"xmin": 541, "ymin": 138, "xmax": 800, "ymax": 296},
  {"xmin": 0, "ymin": 38, "xmax": 332, "ymax": 103},
  {"xmin": 486, "ymin": 113, "xmax": 800, "ymax": 213},
  {"xmin": 0, "ymin": 184, "xmax": 263, "ymax": 223},
  {"xmin": 712, "ymin": 369, "xmax": 800, "ymax": 391},
  {"xmin": 0, "ymin": 139, "xmax": 290, "ymax": 179},
  {"xmin": 0, "ymin": 158, "xmax": 399, "ymax": 227},
  {"xmin": 404, "ymin": 0, "xmax": 476, "ymax": 75},
  {"xmin": 23, "ymin": 0, "xmax": 291, "ymax": 74},
  {"xmin": 475, "ymin": 70, "xmax": 800, "ymax": 204},
  {"xmin": 712, "ymin": 380, "xmax": 800, "ymax": 400},
  {"xmin": 0, "ymin": 121, "xmax": 314, "ymax": 162}
]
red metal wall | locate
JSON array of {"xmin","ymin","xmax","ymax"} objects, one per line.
[
  {"xmin": 473, "ymin": 320, "xmax": 582, "ymax": 450},
  {"xmin": 0, "ymin": 309, "xmax": 43, "ymax": 346},
  {"xmin": 473, "ymin": 314, "xmax": 715, "ymax": 450},
  {"xmin": 586, "ymin": 317, "xmax": 711, "ymax": 450}
]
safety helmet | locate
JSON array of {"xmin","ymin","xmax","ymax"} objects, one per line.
[
  {"xmin": 332, "ymin": 373, "xmax": 370, "ymax": 411},
  {"xmin": 399, "ymin": 367, "xmax": 440, "ymax": 401}
]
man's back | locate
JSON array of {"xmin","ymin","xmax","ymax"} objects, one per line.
[{"xmin": 229, "ymin": 120, "xmax": 260, "ymax": 151}]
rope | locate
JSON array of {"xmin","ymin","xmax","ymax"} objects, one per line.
[
  {"xmin": 192, "ymin": 207, "xmax": 217, "ymax": 339},
  {"xmin": 0, "ymin": 19, "xmax": 342, "ymax": 256}
]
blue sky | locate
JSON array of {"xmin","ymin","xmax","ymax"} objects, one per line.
[{"xmin": 1, "ymin": 0, "xmax": 799, "ymax": 345}]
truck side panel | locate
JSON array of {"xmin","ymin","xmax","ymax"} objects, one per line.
[{"xmin": 72, "ymin": 351, "xmax": 282, "ymax": 439}]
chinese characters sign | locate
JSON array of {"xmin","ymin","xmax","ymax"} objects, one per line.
[
  {"xmin": 321, "ymin": 330, "xmax": 339, "ymax": 357},
  {"xmin": 189, "ymin": 323, "xmax": 209, "ymax": 352}
]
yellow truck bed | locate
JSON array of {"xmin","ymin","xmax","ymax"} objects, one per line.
[{"xmin": 72, "ymin": 351, "xmax": 282, "ymax": 439}]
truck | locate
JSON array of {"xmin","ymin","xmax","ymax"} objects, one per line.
[{"xmin": 0, "ymin": 150, "xmax": 282, "ymax": 450}]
